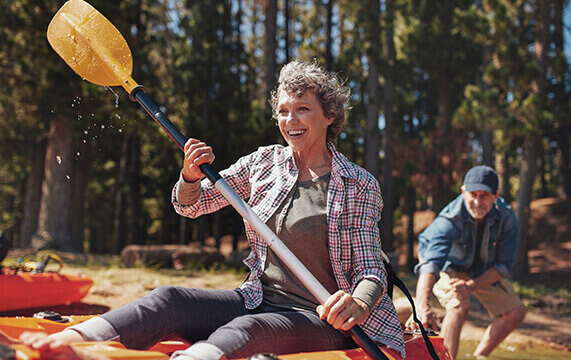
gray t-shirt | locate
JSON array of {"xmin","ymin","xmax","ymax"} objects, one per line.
[
  {"xmin": 262, "ymin": 173, "xmax": 337, "ymax": 311},
  {"xmin": 261, "ymin": 173, "xmax": 382, "ymax": 312}
]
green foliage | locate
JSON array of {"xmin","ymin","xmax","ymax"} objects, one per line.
[
  {"xmin": 0, "ymin": 0, "xmax": 568, "ymax": 255},
  {"xmin": 512, "ymin": 282, "xmax": 571, "ymax": 302}
]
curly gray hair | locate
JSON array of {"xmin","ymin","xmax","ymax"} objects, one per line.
[{"xmin": 269, "ymin": 60, "xmax": 351, "ymax": 144}]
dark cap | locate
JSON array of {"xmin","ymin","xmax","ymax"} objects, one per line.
[{"xmin": 463, "ymin": 165, "xmax": 498, "ymax": 194}]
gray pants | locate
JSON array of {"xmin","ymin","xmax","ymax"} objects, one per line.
[{"xmin": 98, "ymin": 286, "xmax": 355, "ymax": 358}]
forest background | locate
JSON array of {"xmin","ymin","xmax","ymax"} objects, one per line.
[{"xmin": 0, "ymin": 0, "xmax": 569, "ymax": 283}]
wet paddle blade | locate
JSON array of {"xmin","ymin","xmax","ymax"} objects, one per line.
[{"xmin": 47, "ymin": 0, "xmax": 138, "ymax": 92}]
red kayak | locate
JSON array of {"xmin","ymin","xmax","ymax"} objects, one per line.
[
  {"xmin": 0, "ymin": 315, "xmax": 452, "ymax": 360},
  {"xmin": 0, "ymin": 272, "xmax": 94, "ymax": 312}
]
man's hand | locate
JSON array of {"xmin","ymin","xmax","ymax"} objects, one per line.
[
  {"xmin": 450, "ymin": 278, "xmax": 473, "ymax": 301},
  {"xmin": 316, "ymin": 290, "xmax": 371, "ymax": 331},
  {"xmin": 405, "ymin": 272, "xmax": 439, "ymax": 332},
  {"xmin": 405, "ymin": 305, "xmax": 437, "ymax": 332}
]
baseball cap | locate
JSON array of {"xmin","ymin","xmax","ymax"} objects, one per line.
[{"xmin": 463, "ymin": 165, "xmax": 498, "ymax": 194}]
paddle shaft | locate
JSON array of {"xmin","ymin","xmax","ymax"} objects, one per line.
[{"xmin": 130, "ymin": 87, "xmax": 389, "ymax": 360}]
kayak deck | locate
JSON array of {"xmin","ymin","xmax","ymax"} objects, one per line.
[{"xmin": 0, "ymin": 315, "xmax": 452, "ymax": 360}]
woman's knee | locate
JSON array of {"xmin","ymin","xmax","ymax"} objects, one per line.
[
  {"xmin": 139, "ymin": 285, "xmax": 189, "ymax": 310},
  {"xmin": 149, "ymin": 285, "xmax": 183, "ymax": 299}
]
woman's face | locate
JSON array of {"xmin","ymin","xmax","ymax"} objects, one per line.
[{"xmin": 276, "ymin": 90, "xmax": 333, "ymax": 157}]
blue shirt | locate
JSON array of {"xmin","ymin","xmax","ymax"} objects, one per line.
[{"xmin": 414, "ymin": 194, "xmax": 518, "ymax": 279}]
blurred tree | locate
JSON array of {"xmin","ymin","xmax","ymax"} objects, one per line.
[{"xmin": 380, "ymin": 0, "xmax": 396, "ymax": 253}]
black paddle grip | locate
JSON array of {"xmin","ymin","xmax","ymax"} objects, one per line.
[
  {"xmin": 350, "ymin": 326, "xmax": 390, "ymax": 360},
  {"xmin": 130, "ymin": 87, "xmax": 222, "ymax": 184}
]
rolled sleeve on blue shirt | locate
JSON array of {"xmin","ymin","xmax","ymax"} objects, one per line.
[
  {"xmin": 492, "ymin": 263, "xmax": 512, "ymax": 279},
  {"xmin": 415, "ymin": 261, "xmax": 441, "ymax": 278}
]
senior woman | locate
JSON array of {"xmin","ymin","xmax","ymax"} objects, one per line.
[{"xmin": 18, "ymin": 60, "xmax": 405, "ymax": 360}]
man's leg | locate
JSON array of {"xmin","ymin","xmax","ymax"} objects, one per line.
[
  {"xmin": 473, "ymin": 305, "xmax": 526, "ymax": 357},
  {"xmin": 440, "ymin": 301, "xmax": 470, "ymax": 359}
]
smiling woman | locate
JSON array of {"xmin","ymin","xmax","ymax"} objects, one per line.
[{"xmin": 27, "ymin": 59, "xmax": 405, "ymax": 360}]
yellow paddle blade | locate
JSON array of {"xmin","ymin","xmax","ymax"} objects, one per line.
[{"xmin": 47, "ymin": 0, "xmax": 139, "ymax": 93}]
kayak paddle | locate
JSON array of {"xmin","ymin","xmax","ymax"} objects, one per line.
[{"xmin": 47, "ymin": 1, "xmax": 389, "ymax": 359}]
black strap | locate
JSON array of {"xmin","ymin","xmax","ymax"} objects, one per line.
[
  {"xmin": 381, "ymin": 254, "xmax": 440, "ymax": 360},
  {"xmin": 392, "ymin": 274, "xmax": 440, "ymax": 360}
]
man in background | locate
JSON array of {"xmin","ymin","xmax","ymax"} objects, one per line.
[{"xmin": 406, "ymin": 165, "xmax": 527, "ymax": 359}]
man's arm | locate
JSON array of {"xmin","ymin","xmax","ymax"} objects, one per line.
[
  {"xmin": 406, "ymin": 272, "xmax": 438, "ymax": 330},
  {"xmin": 450, "ymin": 267, "xmax": 501, "ymax": 301}
]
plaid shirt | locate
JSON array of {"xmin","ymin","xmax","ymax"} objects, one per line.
[{"xmin": 172, "ymin": 143, "xmax": 405, "ymax": 356}]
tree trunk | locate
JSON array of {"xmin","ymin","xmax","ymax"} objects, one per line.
[
  {"xmin": 364, "ymin": 0, "xmax": 381, "ymax": 179},
  {"xmin": 513, "ymin": 139, "xmax": 538, "ymax": 279},
  {"xmin": 556, "ymin": 127, "xmax": 570, "ymax": 198},
  {"xmin": 495, "ymin": 149, "xmax": 512, "ymax": 203},
  {"xmin": 432, "ymin": 79, "xmax": 454, "ymax": 213},
  {"xmin": 405, "ymin": 185, "xmax": 416, "ymax": 272},
  {"xmin": 70, "ymin": 140, "xmax": 89, "ymax": 252},
  {"xmin": 480, "ymin": 129, "xmax": 493, "ymax": 166},
  {"xmin": 32, "ymin": 115, "xmax": 77, "ymax": 252},
  {"xmin": 513, "ymin": 0, "xmax": 548, "ymax": 280},
  {"xmin": 128, "ymin": 131, "xmax": 143, "ymax": 245},
  {"xmin": 324, "ymin": 0, "xmax": 334, "ymax": 68},
  {"xmin": 381, "ymin": 0, "xmax": 395, "ymax": 253},
  {"xmin": 113, "ymin": 135, "xmax": 130, "ymax": 254},
  {"xmin": 263, "ymin": 0, "xmax": 277, "ymax": 112},
  {"xmin": 19, "ymin": 139, "xmax": 46, "ymax": 248},
  {"xmin": 284, "ymin": 0, "xmax": 291, "ymax": 62},
  {"xmin": 553, "ymin": 0, "xmax": 570, "ymax": 199}
]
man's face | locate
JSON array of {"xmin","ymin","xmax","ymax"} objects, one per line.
[{"xmin": 461, "ymin": 186, "xmax": 498, "ymax": 222}]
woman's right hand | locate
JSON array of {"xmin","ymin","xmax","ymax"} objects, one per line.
[{"xmin": 182, "ymin": 138, "xmax": 215, "ymax": 183}]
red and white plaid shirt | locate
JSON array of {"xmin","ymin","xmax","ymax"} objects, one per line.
[{"xmin": 172, "ymin": 142, "xmax": 405, "ymax": 356}]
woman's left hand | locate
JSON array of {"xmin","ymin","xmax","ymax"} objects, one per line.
[{"xmin": 316, "ymin": 290, "xmax": 370, "ymax": 331}]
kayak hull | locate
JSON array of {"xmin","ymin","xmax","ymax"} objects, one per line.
[
  {"xmin": 0, "ymin": 273, "xmax": 93, "ymax": 312},
  {"xmin": 0, "ymin": 316, "xmax": 452, "ymax": 360}
]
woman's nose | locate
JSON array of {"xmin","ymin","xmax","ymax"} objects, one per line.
[{"xmin": 286, "ymin": 112, "xmax": 298, "ymax": 123}]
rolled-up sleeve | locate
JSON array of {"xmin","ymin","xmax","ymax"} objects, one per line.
[
  {"xmin": 414, "ymin": 216, "xmax": 460, "ymax": 277},
  {"xmin": 491, "ymin": 209, "xmax": 518, "ymax": 278}
]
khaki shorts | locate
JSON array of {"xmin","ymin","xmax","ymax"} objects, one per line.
[{"xmin": 432, "ymin": 270, "xmax": 523, "ymax": 318}]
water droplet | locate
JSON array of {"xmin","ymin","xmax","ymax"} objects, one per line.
[
  {"xmin": 66, "ymin": 175, "xmax": 71, "ymax": 180},
  {"xmin": 76, "ymin": 152, "xmax": 81, "ymax": 156},
  {"xmin": 84, "ymin": 130, "xmax": 89, "ymax": 135},
  {"xmin": 101, "ymin": 125, "xmax": 105, "ymax": 130},
  {"xmin": 118, "ymin": 129, "xmax": 123, "ymax": 133},
  {"xmin": 56, "ymin": 156, "xmax": 62, "ymax": 164}
]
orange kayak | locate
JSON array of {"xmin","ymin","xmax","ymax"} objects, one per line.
[
  {"xmin": 0, "ymin": 273, "xmax": 93, "ymax": 312},
  {"xmin": 0, "ymin": 315, "xmax": 452, "ymax": 360}
]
